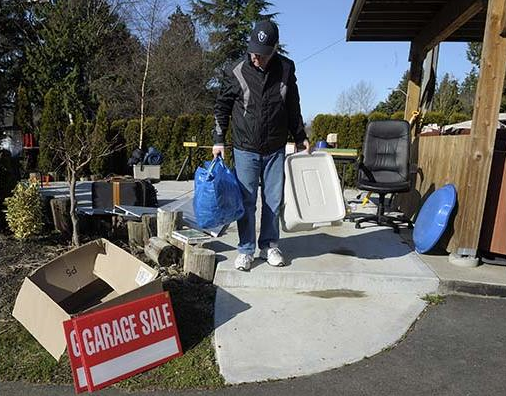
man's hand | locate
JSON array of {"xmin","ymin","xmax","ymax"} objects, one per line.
[
  {"xmin": 296, "ymin": 139, "xmax": 311, "ymax": 154},
  {"xmin": 212, "ymin": 144, "xmax": 225, "ymax": 159}
]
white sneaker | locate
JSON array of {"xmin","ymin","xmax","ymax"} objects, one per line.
[
  {"xmin": 260, "ymin": 247, "xmax": 285, "ymax": 267},
  {"xmin": 234, "ymin": 253, "xmax": 254, "ymax": 271}
]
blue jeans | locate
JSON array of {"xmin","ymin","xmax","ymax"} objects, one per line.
[{"xmin": 233, "ymin": 147, "xmax": 285, "ymax": 255}]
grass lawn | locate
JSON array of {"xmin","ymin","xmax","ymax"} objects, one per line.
[{"xmin": 0, "ymin": 233, "xmax": 225, "ymax": 391}]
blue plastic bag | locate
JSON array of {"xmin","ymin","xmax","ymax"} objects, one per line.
[
  {"xmin": 193, "ymin": 156, "xmax": 244, "ymax": 229},
  {"xmin": 143, "ymin": 146, "xmax": 163, "ymax": 165}
]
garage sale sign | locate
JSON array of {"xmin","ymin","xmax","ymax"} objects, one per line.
[
  {"xmin": 63, "ymin": 320, "xmax": 88, "ymax": 393},
  {"xmin": 63, "ymin": 292, "xmax": 182, "ymax": 393}
]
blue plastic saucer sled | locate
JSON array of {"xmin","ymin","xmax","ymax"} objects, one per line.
[{"xmin": 413, "ymin": 184, "xmax": 457, "ymax": 254}]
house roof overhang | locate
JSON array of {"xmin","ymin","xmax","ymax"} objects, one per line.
[{"xmin": 346, "ymin": 0, "xmax": 487, "ymax": 45}]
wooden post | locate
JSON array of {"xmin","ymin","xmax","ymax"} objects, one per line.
[
  {"xmin": 157, "ymin": 209, "xmax": 182, "ymax": 240},
  {"xmin": 453, "ymin": 0, "xmax": 506, "ymax": 256},
  {"xmin": 145, "ymin": 236, "xmax": 178, "ymax": 266},
  {"xmin": 405, "ymin": 43, "xmax": 423, "ymax": 126},
  {"xmin": 127, "ymin": 221, "xmax": 144, "ymax": 251},
  {"xmin": 141, "ymin": 214, "xmax": 157, "ymax": 246},
  {"xmin": 183, "ymin": 244, "xmax": 215, "ymax": 282},
  {"xmin": 50, "ymin": 197, "xmax": 71, "ymax": 236}
]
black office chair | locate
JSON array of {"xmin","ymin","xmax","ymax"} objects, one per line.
[{"xmin": 354, "ymin": 120, "xmax": 413, "ymax": 233}]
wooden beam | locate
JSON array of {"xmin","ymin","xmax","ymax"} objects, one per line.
[
  {"xmin": 453, "ymin": 0, "xmax": 506, "ymax": 255},
  {"xmin": 346, "ymin": 0, "xmax": 367, "ymax": 40},
  {"xmin": 404, "ymin": 43, "xmax": 423, "ymax": 125},
  {"xmin": 410, "ymin": 0, "xmax": 485, "ymax": 60}
]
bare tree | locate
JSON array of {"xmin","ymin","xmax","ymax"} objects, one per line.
[
  {"xmin": 139, "ymin": 0, "xmax": 159, "ymax": 150},
  {"xmin": 112, "ymin": 0, "xmax": 172, "ymax": 148},
  {"xmin": 336, "ymin": 81, "xmax": 377, "ymax": 115},
  {"xmin": 53, "ymin": 113, "xmax": 123, "ymax": 246}
]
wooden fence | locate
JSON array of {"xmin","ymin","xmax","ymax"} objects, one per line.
[{"xmin": 398, "ymin": 134, "xmax": 472, "ymax": 252}]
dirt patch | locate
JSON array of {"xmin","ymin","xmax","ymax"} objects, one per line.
[{"xmin": 0, "ymin": 233, "xmax": 69, "ymax": 321}]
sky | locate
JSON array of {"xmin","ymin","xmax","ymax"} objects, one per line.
[
  {"xmin": 181, "ymin": 0, "xmax": 476, "ymax": 122},
  {"xmin": 269, "ymin": 0, "xmax": 476, "ymax": 121}
]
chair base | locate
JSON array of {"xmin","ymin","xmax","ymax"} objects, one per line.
[
  {"xmin": 354, "ymin": 213, "xmax": 413, "ymax": 233},
  {"xmin": 353, "ymin": 193, "xmax": 413, "ymax": 233}
]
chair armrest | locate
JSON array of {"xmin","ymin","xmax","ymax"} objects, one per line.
[{"xmin": 357, "ymin": 155, "xmax": 376, "ymax": 183}]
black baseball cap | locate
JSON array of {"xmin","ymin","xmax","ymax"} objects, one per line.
[{"xmin": 247, "ymin": 20, "xmax": 279, "ymax": 56}]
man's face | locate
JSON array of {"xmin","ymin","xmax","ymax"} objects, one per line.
[{"xmin": 250, "ymin": 51, "xmax": 274, "ymax": 70}]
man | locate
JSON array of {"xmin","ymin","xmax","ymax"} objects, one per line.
[{"xmin": 212, "ymin": 20, "xmax": 310, "ymax": 271}]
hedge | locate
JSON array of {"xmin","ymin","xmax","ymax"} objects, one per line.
[
  {"xmin": 368, "ymin": 111, "xmax": 390, "ymax": 121},
  {"xmin": 422, "ymin": 111, "xmax": 447, "ymax": 127},
  {"xmin": 81, "ymin": 114, "xmax": 221, "ymax": 179},
  {"xmin": 44, "ymin": 109, "xmax": 473, "ymax": 183},
  {"xmin": 448, "ymin": 112, "xmax": 470, "ymax": 125},
  {"xmin": 391, "ymin": 111, "xmax": 405, "ymax": 120}
]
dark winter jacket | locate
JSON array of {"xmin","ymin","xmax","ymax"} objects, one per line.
[{"xmin": 213, "ymin": 53, "xmax": 307, "ymax": 154}]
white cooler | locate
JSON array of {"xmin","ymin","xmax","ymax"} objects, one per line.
[
  {"xmin": 281, "ymin": 152, "xmax": 346, "ymax": 232},
  {"xmin": 133, "ymin": 164, "xmax": 160, "ymax": 182}
]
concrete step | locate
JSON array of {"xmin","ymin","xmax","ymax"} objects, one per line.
[{"xmin": 210, "ymin": 222, "xmax": 439, "ymax": 295}]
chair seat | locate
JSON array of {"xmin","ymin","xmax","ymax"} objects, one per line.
[{"xmin": 357, "ymin": 180, "xmax": 410, "ymax": 194}]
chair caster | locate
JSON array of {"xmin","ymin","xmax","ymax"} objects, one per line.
[{"xmin": 355, "ymin": 223, "xmax": 361, "ymax": 229}]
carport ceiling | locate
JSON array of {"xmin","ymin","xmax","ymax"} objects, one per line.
[{"xmin": 346, "ymin": 0, "xmax": 487, "ymax": 42}]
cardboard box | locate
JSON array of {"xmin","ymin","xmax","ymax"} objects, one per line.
[{"xmin": 12, "ymin": 239, "xmax": 162, "ymax": 360}]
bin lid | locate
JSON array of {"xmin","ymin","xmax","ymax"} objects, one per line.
[{"xmin": 413, "ymin": 184, "xmax": 457, "ymax": 254}]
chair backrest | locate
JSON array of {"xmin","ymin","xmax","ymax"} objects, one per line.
[{"xmin": 359, "ymin": 120, "xmax": 410, "ymax": 185}]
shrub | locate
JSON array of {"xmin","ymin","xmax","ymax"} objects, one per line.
[{"xmin": 4, "ymin": 182, "xmax": 44, "ymax": 239}]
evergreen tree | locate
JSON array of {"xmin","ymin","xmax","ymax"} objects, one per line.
[
  {"xmin": 374, "ymin": 71, "xmax": 408, "ymax": 115},
  {"xmin": 433, "ymin": 73, "xmax": 462, "ymax": 116},
  {"xmin": 465, "ymin": 42, "xmax": 506, "ymax": 112},
  {"xmin": 90, "ymin": 102, "xmax": 109, "ymax": 176},
  {"xmin": 14, "ymin": 85, "xmax": 33, "ymax": 134},
  {"xmin": 0, "ymin": 0, "xmax": 36, "ymax": 121},
  {"xmin": 89, "ymin": 21, "xmax": 144, "ymax": 120},
  {"xmin": 466, "ymin": 42, "xmax": 482, "ymax": 68},
  {"xmin": 459, "ymin": 68, "xmax": 478, "ymax": 116},
  {"xmin": 24, "ymin": 0, "xmax": 129, "ymax": 118},
  {"xmin": 38, "ymin": 89, "xmax": 67, "ymax": 174},
  {"xmin": 149, "ymin": 6, "xmax": 214, "ymax": 116},
  {"xmin": 191, "ymin": 0, "xmax": 277, "ymax": 70}
]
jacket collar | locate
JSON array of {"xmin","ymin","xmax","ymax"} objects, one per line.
[{"xmin": 245, "ymin": 52, "xmax": 280, "ymax": 73}]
